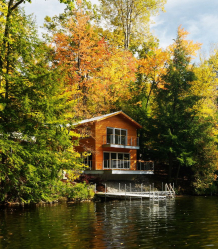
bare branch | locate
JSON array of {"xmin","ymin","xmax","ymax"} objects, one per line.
[{"xmin": 11, "ymin": 0, "xmax": 26, "ymax": 11}]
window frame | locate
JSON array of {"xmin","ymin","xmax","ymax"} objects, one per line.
[
  {"xmin": 103, "ymin": 152, "xmax": 130, "ymax": 169},
  {"xmin": 106, "ymin": 127, "xmax": 127, "ymax": 145}
]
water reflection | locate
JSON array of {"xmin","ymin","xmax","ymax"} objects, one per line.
[
  {"xmin": 0, "ymin": 197, "xmax": 218, "ymax": 248},
  {"xmin": 94, "ymin": 199, "xmax": 176, "ymax": 248}
]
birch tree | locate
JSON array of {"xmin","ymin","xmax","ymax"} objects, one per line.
[{"xmin": 98, "ymin": 0, "xmax": 166, "ymax": 49}]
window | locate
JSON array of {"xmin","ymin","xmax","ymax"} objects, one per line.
[
  {"xmin": 82, "ymin": 154, "xmax": 92, "ymax": 169},
  {"xmin": 106, "ymin": 127, "xmax": 127, "ymax": 145},
  {"xmin": 103, "ymin": 152, "xmax": 130, "ymax": 169}
]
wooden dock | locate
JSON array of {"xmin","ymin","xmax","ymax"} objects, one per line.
[
  {"xmin": 96, "ymin": 191, "xmax": 175, "ymax": 200},
  {"xmin": 95, "ymin": 184, "xmax": 175, "ymax": 200}
]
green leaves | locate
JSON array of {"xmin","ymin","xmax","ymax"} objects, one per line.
[
  {"xmin": 0, "ymin": 7, "xmax": 84, "ymax": 203},
  {"xmin": 129, "ymin": 27, "xmax": 218, "ymax": 190},
  {"xmin": 98, "ymin": 0, "xmax": 166, "ymax": 49},
  {"xmin": 59, "ymin": 0, "xmax": 74, "ymax": 9}
]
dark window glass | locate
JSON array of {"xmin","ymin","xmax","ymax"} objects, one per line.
[
  {"xmin": 121, "ymin": 129, "xmax": 127, "ymax": 145},
  {"xmin": 124, "ymin": 154, "xmax": 130, "ymax": 168},
  {"xmin": 115, "ymin": 129, "xmax": 120, "ymax": 144},
  {"xmin": 111, "ymin": 153, "xmax": 117, "ymax": 168},
  {"xmin": 118, "ymin": 153, "xmax": 124, "ymax": 168},
  {"xmin": 107, "ymin": 128, "xmax": 113, "ymax": 144},
  {"xmin": 104, "ymin": 153, "xmax": 110, "ymax": 168}
]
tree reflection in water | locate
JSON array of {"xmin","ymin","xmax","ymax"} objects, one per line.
[{"xmin": 0, "ymin": 197, "xmax": 218, "ymax": 248}]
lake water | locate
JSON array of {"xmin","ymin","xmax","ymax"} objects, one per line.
[{"xmin": 0, "ymin": 196, "xmax": 218, "ymax": 248}]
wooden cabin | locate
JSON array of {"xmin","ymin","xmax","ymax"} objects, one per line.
[{"xmin": 74, "ymin": 111, "xmax": 154, "ymax": 179}]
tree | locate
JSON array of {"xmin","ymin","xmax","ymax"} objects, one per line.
[
  {"xmin": 189, "ymin": 51, "xmax": 218, "ymax": 193},
  {"xmin": 98, "ymin": 0, "xmax": 166, "ymax": 49},
  {"xmin": 0, "ymin": 8, "xmax": 83, "ymax": 203},
  {"xmin": 48, "ymin": 0, "xmax": 137, "ymax": 118},
  {"xmin": 0, "ymin": 0, "xmax": 75, "ymax": 92},
  {"xmin": 143, "ymin": 27, "xmax": 218, "ymax": 189},
  {"xmin": 138, "ymin": 46, "xmax": 169, "ymax": 110}
]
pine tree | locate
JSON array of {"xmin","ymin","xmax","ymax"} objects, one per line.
[{"xmin": 145, "ymin": 27, "xmax": 218, "ymax": 188}]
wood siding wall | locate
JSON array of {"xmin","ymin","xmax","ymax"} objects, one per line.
[
  {"xmin": 74, "ymin": 114, "xmax": 139, "ymax": 170},
  {"xmin": 95, "ymin": 114, "xmax": 138, "ymax": 170}
]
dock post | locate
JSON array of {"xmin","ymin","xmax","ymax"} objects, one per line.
[
  {"xmin": 119, "ymin": 183, "xmax": 120, "ymax": 192},
  {"xmin": 125, "ymin": 184, "xmax": 126, "ymax": 201},
  {"xmin": 95, "ymin": 183, "xmax": 96, "ymax": 194},
  {"xmin": 130, "ymin": 183, "xmax": 131, "ymax": 201},
  {"xmin": 104, "ymin": 183, "xmax": 107, "ymax": 201},
  {"xmin": 149, "ymin": 185, "xmax": 151, "ymax": 199},
  {"xmin": 141, "ymin": 183, "xmax": 143, "ymax": 202},
  {"xmin": 162, "ymin": 182, "xmax": 163, "ymax": 191}
]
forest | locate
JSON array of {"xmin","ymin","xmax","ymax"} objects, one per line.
[{"xmin": 0, "ymin": 0, "xmax": 218, "ymax": 203}]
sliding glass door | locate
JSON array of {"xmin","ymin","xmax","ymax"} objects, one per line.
[{"xmin": 103, "ymin": 152, "xmax": 130, "ymax": 169}]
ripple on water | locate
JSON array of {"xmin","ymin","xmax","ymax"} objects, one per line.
[{"xmin": 0, "ymin": 197, "xmax": 218, "ymax": 248}]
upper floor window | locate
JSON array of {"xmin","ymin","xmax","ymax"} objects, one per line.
[{"xmin": 107, "ymin": 127, "xmax": 127, "ymax": 145}]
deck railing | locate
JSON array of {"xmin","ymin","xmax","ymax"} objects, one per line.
[
  {"xmin": 103, "ymin": 160, "xmax": 154, "ymax": 171},
  {"xmin": 95, "ymin": 183, "xmax": 175, "ymax": 199},
  {"xmin": 103, "ymin": 159, "xmax": 131, "ymax": 169},
  {"xmin": 83, "ymin": 160, "xmax": 154, "ymax": 171},
  {"xmin": 137, "ymin": 161, "xmax": 154, "ymax": 171},
  {"xmin": 103, "ymin": 135, "xmax": 139, "ymax": 147}
]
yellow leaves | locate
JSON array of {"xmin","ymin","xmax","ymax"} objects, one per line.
[
  {"xmin": 168, "ymin": 25, "xmax": 202, "ymax": 61},
  {"xmin": 52, "ymin": 2, "xmax": 138, "ymax": 116},
  {"xmin": 139, "ymin": 48, "xmax": 169, "ymax": 88},
  {"xmin": 87, "ymin": 48, "xmax": 137, "ymax": 110},
  {"xmin": 189, "ymin": 56, "xmax": 218, "ymax": 120},
  {"xmin": 69, "ymin": 130, "xmax": 80, "ymax": 138},
  {"xmin": 99, "ymin": 0, "xmax": 166, "ymax": 49},
  {"xmin": 0, "ymin": 2, "xmax": 7, "ymax": 25}
]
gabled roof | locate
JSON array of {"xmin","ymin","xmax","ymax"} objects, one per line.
[{"xmin": 76, "ymin": 111, "xmax": 142, "ymax": 129}]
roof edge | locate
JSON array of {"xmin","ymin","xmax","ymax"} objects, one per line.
[{"xmin": 76, "ymin": 111, "xmax": 142, "ymax": 129}]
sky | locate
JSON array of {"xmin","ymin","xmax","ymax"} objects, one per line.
[{"xmin": 22, "ymin": 0, "xmax": 218, "ymax": 62}]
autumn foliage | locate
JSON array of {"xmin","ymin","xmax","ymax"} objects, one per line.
[
  {"xmin": 52, "ymin": 1, "xmax": 137, "ymax": 118},
  {"xmin": 1, "ymin": 0, "xmax": 218, "ymax": 203}
]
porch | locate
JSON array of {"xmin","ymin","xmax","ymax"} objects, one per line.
[
  {"xmin": 83, "ymin": 160, "xmax": 154, "ymax": 175},
  {"xmin": 102, "ymin": 133, "xmax": 140, "ymax": 149}
]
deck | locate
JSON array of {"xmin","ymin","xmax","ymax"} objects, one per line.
[
  {"xmin": 96, "ymin": 191, "xmax": 175, "ymax": 199},
  {"xmin": 95, "ymin": 183, "xmax": 175, "ymax": 200}
]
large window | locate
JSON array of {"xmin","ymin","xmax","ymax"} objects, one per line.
[
  {"xmin": 82, "ymin": 154, "xmax": 92, "ymax": 169},
  {"xmin": 107, "ymin": 127, "xmax": 127, "ymax": 145},
  {"xmin": 103, "ymin": 152, "xmax": 130, "ymax": 169}
]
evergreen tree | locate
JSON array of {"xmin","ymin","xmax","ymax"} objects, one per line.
[{"xmin": 144, "ymin": 27, "xmax": 218, "ymax": 189}]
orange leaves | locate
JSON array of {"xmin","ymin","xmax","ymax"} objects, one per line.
[
  {"xmin": 51, "ymin": 0, "xmax": 137, "ymax": 116},
  {"xmin": 87, "ymin": 45, "xmax": 137, "ymax": 112},
  {"xmin": 139, "ymin": 48, "xmax": 169, "ymax": 88},
  {"xmin": 53, "ymin": 10, "xmax": 97, "ymax": 79},
  {"xmin": 168, "ymin": 25, "xmax": 202, "ymax": 61}
]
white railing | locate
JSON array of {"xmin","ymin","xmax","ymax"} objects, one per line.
[
  {"xmin": 95, "ymin": 182, "xmax": 175, "ymax": 199},
  {"xmin": 103, "ymin": 160, "xmax": 154, "ymax": 171},
  {"xmin": 103, "ymin": 135, "xmax": 139, "ymax": 147},
  {"xmin": 103, "ymin": 159, "xmax": 130, "ymax": 169},
  {"xmin": 137, "ymin": 161, "xmax": 154, "ymax": 171},
  {"xmin": 83, "ymin": 160, "xmax": 154, "ymax": 171}
]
